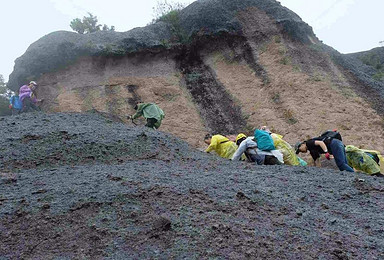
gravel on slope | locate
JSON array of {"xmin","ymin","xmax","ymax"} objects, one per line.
[{"xmin": 0, "ymin": 112, "xmax": 383, "ymax": 259}]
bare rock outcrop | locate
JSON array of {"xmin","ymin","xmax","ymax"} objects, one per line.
[{"xmin": 8, "ymin": 0, "xmax": 316, "ymax": 90}]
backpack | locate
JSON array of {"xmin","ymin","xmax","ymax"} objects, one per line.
[
  {"xmin": 319, "ymin": 130, "xmax": 342, "ymax": 142},
  {"xmin": 254, "ymin": 129, "xmax": 275, "ymax": 151},
  {"xmin": 365, "ymin": 152, "xmax": 380, "ymax": 165}
]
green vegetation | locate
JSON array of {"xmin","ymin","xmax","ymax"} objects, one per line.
[
  {"xmin": 186, "ymin": 72, "xmax": 202, "ymax": 83},
  {"xmin": 0, "ymin": 75, "xmax": 8, "ymax": 95},
  {"xmin": 0, "ymin": 97, "xmax": 10, "ymax": 116},
  {"xmin": 283, "ymin": 109, "xmax": 298, "ymax": 124},
  {"xmin": 0, "ymin": 75, "xmax": 11, "ymax": 116},
  {"xmin": 360, "ymin": 53, "xmax": 383, "ymax": 70},
  {"xmin": 359, "ymin": 52, "xmax": 384, "ymax": 81},
  {"xmin": 272, "ymin": 93, "xmax": 281, "ymax": 104},
  {"xmin": 273, "ymin": 35, "xmax": 282, "ymax": 43},
  {"xmin": 373, "ymin": 71, "xmax": 384, "ymax": 81},
  {"xmin": 311, "ymin": 72, "xmax": 324, "ymax": 82},
  {"xmin": 151, "ymin": 1, "xmax": 189, "ymax": 43},
  {"xmin": 101, "ymin": 43, "xmax": 126, "ymax": 56},
  {"xmin": 280, "ymin": 56, "xmax": 291, "ymax": 65},
  {"xmin": 70, "ymin": 13, "xmax": 115, "ymax": 34}
]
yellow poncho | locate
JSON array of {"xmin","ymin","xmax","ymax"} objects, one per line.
[
  {"xmin": 205, "ymin": 135, "xmax": 239, "ymax": 160},
  {"xmin": 271, "ymin": 133, "xmax": 300, "ymax": 166}
]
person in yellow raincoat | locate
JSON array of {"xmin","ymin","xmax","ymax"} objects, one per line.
[
  {"xmin": 204, "ymin": 134, "xmax": 240, "ymax": 160},
  {"xmin": 345, "ymin": 145, "xmax": 384, "ymax": 177},
  {"xmin": 260, "ymin": 126, "xmax": 304, "ymax": 166}
]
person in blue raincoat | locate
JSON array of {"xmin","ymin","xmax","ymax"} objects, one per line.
[{"xmin": 9, "ymin": 91, "xmax": 23, "ymax": 115}]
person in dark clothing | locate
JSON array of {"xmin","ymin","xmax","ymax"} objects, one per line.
[
  {"xmin": 22, "ymin": 96, "xmax": 41, "ymax": 112},
  {"xmin": 295, "ymin": 137, "xmax": 354, "ymax": 172}
]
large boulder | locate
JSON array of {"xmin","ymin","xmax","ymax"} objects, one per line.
[{"xmin": 7, "ymin": 0, "xmax": 316, "ymax": 90}]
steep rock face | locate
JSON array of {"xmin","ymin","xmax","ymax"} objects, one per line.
[
  {"xmin": 330, "ymin": 46, "xmax": 384, "ymax": 115},
  {"xmin": 8, "ymin": 0, "xmax": 315, "ymax": 90},
  {"xmin": 7, "ymin": 0, "xmax": 384, "ymax": 151}
]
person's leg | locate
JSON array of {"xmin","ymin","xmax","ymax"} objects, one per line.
[
  {"xmin": 330, "ymin": 139, "xmax": 354, "ymax": 172},
  {"xmin": 145, "ymin": 118, "xmax": 157, "ymax": 128},
  {"xmin": 264, "ymin": 155, "xmax": 283, "ymax": 165},
  {"xmin": 249, "ymin": 153, "xmax": 265, "ymax": 165},
  {"xmin": 30, "ymin": 102, "xmax": 40, "ymax": 111},
  {"xmin": 21, "ymin": 97, "xmax": 32, "ymax": 113}
]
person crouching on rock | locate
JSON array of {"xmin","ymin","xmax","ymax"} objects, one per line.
[
  {"xmin": 232, "ymin": 133, "xmax": 284, "ymax": 165},
  {"xmin": 295, "ymin": 136, "xmax": 354, "ymax": 172},
  {"xmin": 204, "ymin": 134, "xmax": 241, "ymax": 160},
  {"xmin": 128, "ymin": 102, "xmax": 165, "ymax": 129},
  {"xmin": 19, "ymin": 81, "xmax": 43, "ymax": 113}
]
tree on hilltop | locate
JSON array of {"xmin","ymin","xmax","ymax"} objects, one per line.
[
  {"xmin": 0, "ymin": 75, "xmax": 11, "ymax": 116},
  {"xmin": 151, "ymin": 0, "xmax": 188, "ymax": 24},
  {"xmin": 0, "ymin": 74, "xmax": 8, "ymax": 95},
  {"xmin": 70, "ymin": 13, "xmax": 115, "ymax": 34}
]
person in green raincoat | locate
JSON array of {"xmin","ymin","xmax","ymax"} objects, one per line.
[
  {"xmin": 204, "ymin": 134, "xmax": 240, "ymax": 160},
  {"xmin": 345, "ymin": 145, "xmax": 383, "ymax": 177},
  {"xmin": 128, "ymin": 103, "xmax": 165, "ymax": 129}
]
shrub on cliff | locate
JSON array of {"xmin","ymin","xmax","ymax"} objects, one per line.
[
  {"xmin": 359, "ymin": 52, "xmax": 384, "ymax": 81},
  {"xmin": 151, "ymin": 0, "xmax": 190, "ymax": 43},
  {"xmin": 70, "ymin": 13, "xmax": 115, "ymax": 34}
]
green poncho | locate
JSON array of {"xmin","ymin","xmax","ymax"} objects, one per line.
[
  {"xmin": 345, "ymin": 145, "xmax": 380, "ymax": 175},
  {"xmin": 132, "ymin": 103, "xmax": 165, "ymax": 129}
]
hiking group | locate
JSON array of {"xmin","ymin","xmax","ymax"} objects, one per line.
[
  {"xmin": 204, "ymin": 126, "xmax": 384, "ymax": 178},
  {"xmin": 9, "ymin": 81, "xmax": 43, "ymax": 114},
  {"xmin": 9, "ymin": 81, "xmax": 383, "ymax": 177}
]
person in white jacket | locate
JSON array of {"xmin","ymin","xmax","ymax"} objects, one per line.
[{"xmin": 232, "ymin": 133, "xmax": 284, "ymax": 165}]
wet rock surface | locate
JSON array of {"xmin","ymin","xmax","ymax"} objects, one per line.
[{"xmin": 0, "ymin": 112, "xmax": 383, "ymax": 259}]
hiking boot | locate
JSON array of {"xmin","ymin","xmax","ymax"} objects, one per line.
[{"xmin": 372, "ymin": 173, "xmax": 384, "ymax": 178}]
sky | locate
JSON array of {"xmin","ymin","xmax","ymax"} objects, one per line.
[{"xmin": 1, "ymin": 0, "xmax": 383, "ymax": 82}]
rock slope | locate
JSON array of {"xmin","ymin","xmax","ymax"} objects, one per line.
[
  {"xmin": 6, "ymin": 0, "xmax": 384, "ymax": 152},
  {"xmin": 0, "ymin": 112, "xmax": 383, "ymax": 259}
]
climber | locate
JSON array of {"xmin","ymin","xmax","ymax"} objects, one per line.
[
  {"xmin": 128, "ymin": 102, "xmax": 165, "ymax": 129},
  {"xmin": 232, "ymin": 133, "xmax": 284, "ymax": 165},
  {"xmin": 204, "ymin": 134, "xmax": 240, "ymax": 160},
  {"xmin": 9, "ymin": 90, "xmax": 22, "ymax": 115},
  {"xmin": 345, "ymin": 145, "xmax": 384, "ymax": 177},
  {"xmin": 260, "ymin": 126, "xmax": 304, "ymax": 166},
  {"xmin": 295, "ymin": 132, "xmax": 354, "ymax": 172},
  {"xmin": 19, "ymin": 81, "xmax": 43, "ymax": 113}
]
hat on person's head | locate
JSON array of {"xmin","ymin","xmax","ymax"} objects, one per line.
[
  {"xmin": 29, "ymin": 81, "xmax": 37, "ymax": 86},
  {"xmin": 236, "ymin": 133, "xmax": 247, "ymax": 145},
  {"xmin": 294, "ymin": 141, "xmax": 303, "ymax": 154}
]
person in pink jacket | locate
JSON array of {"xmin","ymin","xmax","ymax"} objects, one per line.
[{"xmin": 19, "ymin": 81, "xmax": 43, "ymax": 112}]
